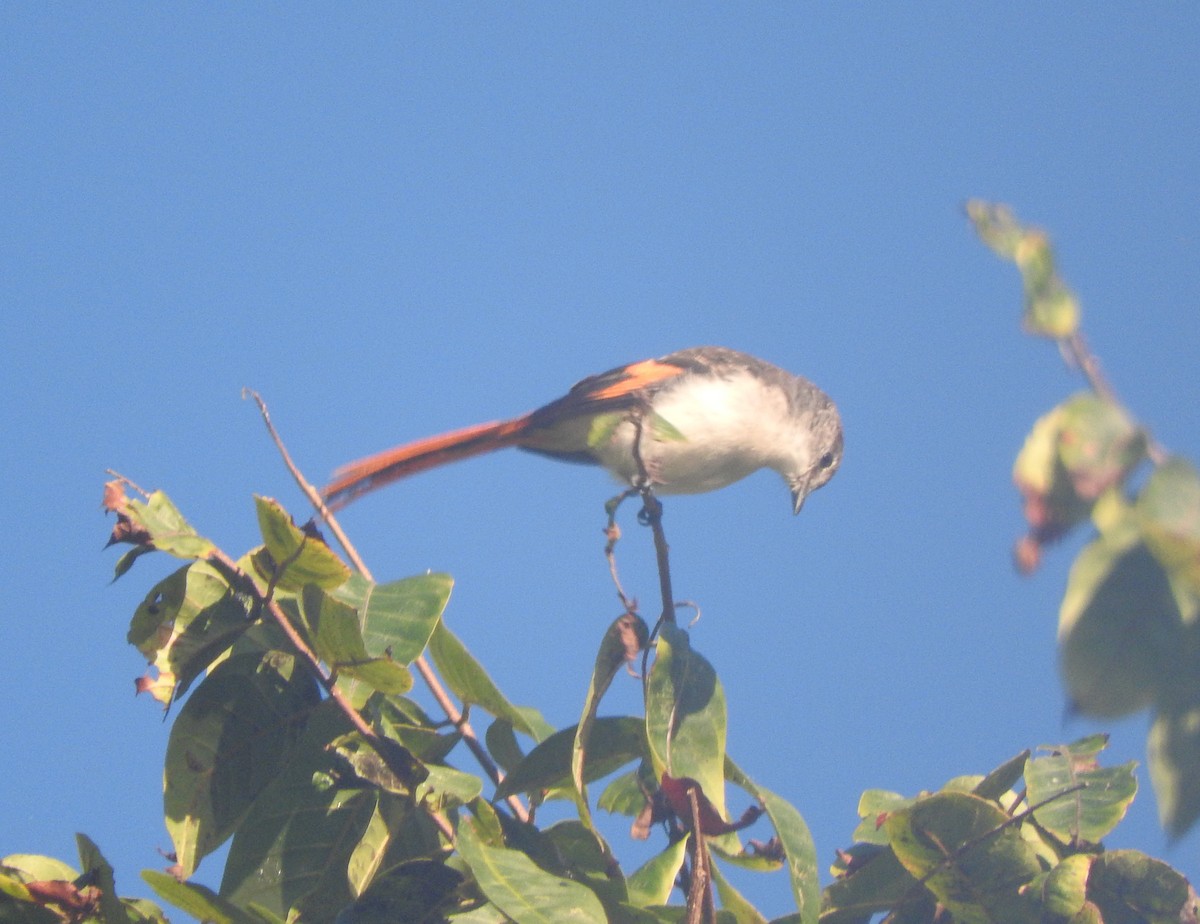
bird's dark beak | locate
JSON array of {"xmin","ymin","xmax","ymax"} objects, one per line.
[{"xmin": 791, "ymin": 482, "xmax": 808, "ymax": 515}]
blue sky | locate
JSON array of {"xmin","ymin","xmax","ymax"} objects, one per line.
[{"xmin": 3, "ymin": 5, "xmax": 1198, "ymax": 918}]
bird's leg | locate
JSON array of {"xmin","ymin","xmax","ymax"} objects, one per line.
[{"xmin": 628, "ymin": 410, "xmax": 676, "ymax": 628}]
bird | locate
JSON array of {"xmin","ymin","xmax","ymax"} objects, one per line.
[{"xmin": 323, "ymin": 346, "xmax": 843, "ymax": 515}]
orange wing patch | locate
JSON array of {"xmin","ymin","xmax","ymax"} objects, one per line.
[{"xmin": 585, "ymin": 358, "xmax": 686, "ymax": 401}]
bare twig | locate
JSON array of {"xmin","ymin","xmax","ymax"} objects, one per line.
[
  {"xmin": 245, "ymin": 389, "xmax": 529, "ymax": 823},
  {"xmin": 603, "ymin": 488, "xmax": 640, "ymax": 612},
  {"xmin": 1060, "ymin": 334, "xmax": 1168, "ymax": 464},
  {"xmin": 104, "ymin": 469, "xmax": 151, "ymax": 501},
  {"xmin": 685, "ymin": 785, "xmax": 715, "ymax": 924}
]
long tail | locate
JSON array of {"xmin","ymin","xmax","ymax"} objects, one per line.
[{"xmin": 323, "ymin": 416, "xmax": 532, "ymax": 511}]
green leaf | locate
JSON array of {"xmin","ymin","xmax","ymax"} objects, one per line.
[
  {"xmin": 967, "ymin": 202, "xmax": 1080, "ymax": 338},
  {"xmin": 142, "ymin": 870, "xmax": 261, "ymax": 924},
  {"xmin": 1026, "ymin": 737, "xmax": 1137, "ymax": 844},
  {"xmin": 338, "ymin": 860, "xmax": 465, "ymax": 923},
  {"xmin": 626, "ymin": 839, "xmax": 688, "ymax": 908},
  {"xmin": 972, "ymin": 750, "xmax": 1030, "ymax": 803},
  {"xmin": 427, "ymin": 622, "xmax": 551, "ymax": 740},
  {"xmin": 822, "ymin": 844, "xmax": 929, "ymax": 924},
  {"xmin": 253, "ymin": 495, "xmax": 350, "ymax": 591},
  {"xmin": 1059, "ymin": 534, "xmax": 1183, "ymax": 716},
  {"xmin": 74, "ymin": 834, "xmax": 130, "ymax": 924},
  {"xmin": 709, "ymin": 861, "xmax": 767, "ymax": 924},
  {"xmin": 1039, "ymin": 854, "xmax": 1093, "ymax": 920},
  {"xmin": 329, "ymin": 730, "xmax": 428, "ymax": 796},
  {"xmin": 1013, "ymin": 395, "xmax": 1144, "ymax": 552},
  {"xmin": 645, "ymin": 625, "xmax": 727, "ymax": 822},
  {"xmin": 331, "ymin": 572, "xmax": 452, "ymax": 665},
  {"xmin": 1087, "ymin": 850, "xmax": 1199, "ymax": 923},
  {"xmin": 738, "ymin": 779, "xmax": 818, "ymax": 924},
  {"xmin": 966, "ymin": 200, "xmax": 1023, "ymax": 259},
  {"xmin": 219, "ymin": 702, "xmax": 410, "ymax": 920},
  {"xmin": 165, "ymin": 652, "xmax": 320, "ymax": 877},
  {"xmin": 597, "ymin": 764, "xmax": 654, "ymax": 818},
  {"xmin": 111, "ymin": 490, "xmax": 216, "ymax": 562},
  {"xmin": 300, "ymin": 586, "xmax": 412, "ymax": 695},
  {"xmin": 1138, "ymin": 456, "xmax": 1200, "ymax": 599},
  {"xmin": 486, "ymin": 719, "xmax": 526, "ymax": 775},
  {"xmin": 573, "ymin": 614, "xmax": 649, "ymax": 830},
  {"xmin": 850, "ymin": 790, "xmax": 915, "ymax": 846},
  {"xmin": 1148, "ymin": 696, "xmax": 1200, "ymax": 838},
  {"xmin": 1054, "ymin": 394, "xmax": 1144, "ymax": 500},
  {"xmin": 127, "ymin": 561, "xmax": 250, "ymax": 705},
  {"xmin": 496, "ymin": 717, "xmax": 646, "ymax": 801},
  {"xmin": 538, "ymin": 821, "xmax": 627, "ymax": 908},
  {"xmin": 454, "ymin": 816, "xmax": 607, "ymax": 924},
  {"xmin": 884, "ymin": 791, "xmax": 1042, "ymax": 924}
]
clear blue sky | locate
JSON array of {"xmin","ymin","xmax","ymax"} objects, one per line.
[{"xmin": 3, "ymin": 5, "xmax": 1198, "ymax": 918}]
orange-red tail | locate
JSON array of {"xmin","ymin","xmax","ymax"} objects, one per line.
[{"xmin": 323, "ymin": 416, "xmax": 532, "ymax": 510}]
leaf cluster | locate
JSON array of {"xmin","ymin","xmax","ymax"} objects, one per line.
[
  {"xmin": 823, "ymin": 735, "xmax": 1199, "ymax": 923},
  {"xmin": 970, "ymin": 201, "xmax": 1200, "ymax": 839}
]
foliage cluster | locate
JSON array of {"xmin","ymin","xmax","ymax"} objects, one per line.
[{"xmin": 2, "ymin": 204, "xmax": 1199, "ymax": 923}]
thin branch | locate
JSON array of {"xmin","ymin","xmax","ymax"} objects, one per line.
[
  {"xmin": 603, "ymin": 488, "xmax": 641, "ymax": 612},
  {"xmin": 1059, "ymin": 334, "xmax": 1168, "ymax": 465},
  {"xmin": 246, "ymin": 389, "xmax": 528, "ymax": 823},
  {"xmin": 684, "ymin": 786, "xmax": 715, "ymax": 924}
]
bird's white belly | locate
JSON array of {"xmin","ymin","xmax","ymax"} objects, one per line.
[{"xmin": 592, "ymin": 373, "xmax": 783, "ymax": 494}]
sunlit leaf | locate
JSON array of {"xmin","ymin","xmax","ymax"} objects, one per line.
[
  {"xmin": 142, "ymin": 871, "xmax": 260, "ymax": 924},
  {"xmin": 884, "ymin": 791, "xmax": 1042, "ymax": 923},
  {"xmin": 730, "ymin": 771, "xmax": 818, "ymax": 924},
  {"xmin": 427, "ymin": 623, "xmax": 550, "ymax": 740},
  {"xmin": 572, "ymin": 614, "xmax": 648, "ymax": 830},
  {"xmin": 850, "ymin": 790, "xmax": 914, "ymax": 846},
  {"xmin": 496, "ymin": 717, "xmax": 645, "ymax": 800},
  {"xmin": 253, "ymin": 495, "xmax": 350, "ymax": 591},
  {"xmin": 645, "ymin": 625, "xmax": 727, "ymax": 821},
  {"xmin": 1026, "ymin": 737, "xmax": 1137, "ymax": 843},
  {"xmin": 625, "ymin": 839, "xmax": 687, "ymax": 908},
  {"xmin": 127, "ymin": 561, "xmax": 250, "ymax": 705},
  {"xmin": 300, "ymin": 586, "xmax": 412, "ymax": 695},
  {"xmin": 107, "ymin": 490, "xmax": 216, "ymax": 564},
  {"xmin": 454, "ymin": 817, "xmax": 607, "ymax": 924},
  {"xmin": 331, "ymin": 572, "xmax": 451, "ymax": 665},
  {"xmin": 709, "ymin": 861, "xmax": 767, "ymax": 924},
  {"xmin": 74, "ymin": 834, "xmax": 128, "ymax": 924}
]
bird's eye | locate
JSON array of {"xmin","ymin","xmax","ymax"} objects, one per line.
[{"xmin": 818, "ymin": 452, "xmax": 836, "ymax": 469}]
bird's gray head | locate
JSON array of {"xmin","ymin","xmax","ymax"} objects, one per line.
[{"xmin": 784, "ymin": 390, "xmax": 843, "ymax": 515}]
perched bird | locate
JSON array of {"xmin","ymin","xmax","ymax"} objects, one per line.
[{"xmin": 324, "ymin": 346, "xmax": 842, "ymax": 515}]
